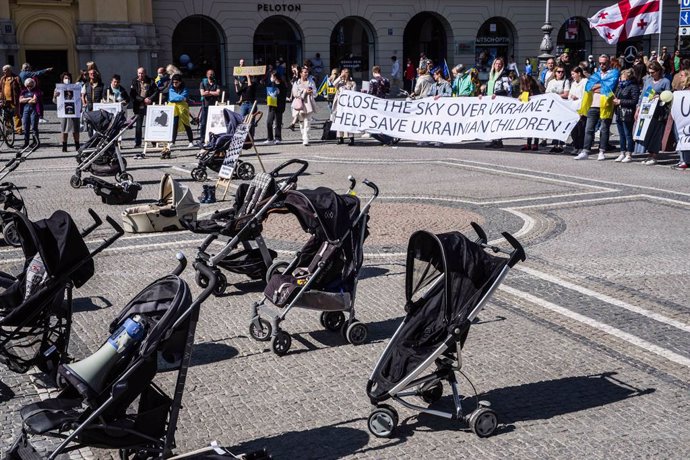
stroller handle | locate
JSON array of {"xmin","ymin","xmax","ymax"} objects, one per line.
[
  {"xmin": 502, "ymin": 231, "xmax": 526, "ymax": 267},
  {"xmin": 172, "ymin": 252, "xmax": 188, "ymax": 276},
  {"xmin": 106, "ymin": 215, "xmax": 125, "ymax": 237},
  {"xmin": 362, "ymin": 179, "xmax": 379, "ymax": 198},
  {"xmin": 271, "ymin": 159, "xmax": 309, "ymax": 183},
  {"xmin": 80, "ymin": 208, "xmax": 103, "ymax": 237}
]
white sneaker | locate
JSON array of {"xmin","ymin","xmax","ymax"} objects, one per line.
[
  {"xmin": 621, "ymin": 153, "xmax": 632, "ymax": 163},
  {"xmin": 274, "ymin": 139, "xmax": 281, "ymax": 145},
  {"xmin": 260, "ymin": 140, "xmax": 272, "ymax": 145},
  {"xmin": 38, "ymin": 118, "xmax": 47, "ymax": 124},
  {"xmin": 597, "ymin": 151, "xmax": 606, "ymax": 161},
  {"xmin": 644, "ymin": 158, "xmax": 657, "ymax": 165},
  {"xmin": 614, "ymin": 152, "xmax": 626, "ymax": 162},
  {"xmin": 187, "ymin": 142, "xmax": 195, "ymax": 148},
  {"xmin": 574, "ymin": 150, "xmax": 589, "ymax": 160},
  {"xmin": 433, "ymin": 142, "xmax": 442, "ymax": 147}
]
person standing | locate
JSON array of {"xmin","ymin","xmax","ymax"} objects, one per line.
[
  {"xmin": 545, "ymin": 65, "xmax": 570, "ymax": 152},
  {"xmin": 411, "ymin": 67, "xmax": 433, "ymax": 99},
  {"xmin": 539, "ymin": 58, "xmax": 556, "ymax": 87},
  {"xmin": 429, "ymin": 68, "xmax": 451, "ymax": 98},
  {"xmin": 234, "ymin": 58, "xmax": 247, "ymax": 98},
  {"xmin": 404, "ymin": 57, "xmax": 415, "ymax": 94},
  {"xmin": 568, "ymin": 67, "xmax": 588, "ymax": 154},
  {"xmin": 291, "ymin": 67, "xmax": 317, "ymax": 146},
  {"xmin": 612, "ymin": 69, "xmax": 640, "ymax": 163},
  {"xmin": 168, "ymin": 74, "xmax": 195, "ymax": 147},
  {"xmin": 485, "ymin": 57, "xmax": 512, "ymax": 148},
  {"xmin": 575, "ymin": 54, "xmax": 619, "ymax": 161},
  {"xmin": 311, "ymin": 53, "xmax": 324, "ymax": 91},
  {"xmin": 368, "ymin": 65, "xmax": 390, "ymax": 98},
  {"xmin": 154, "ymin": 67, "xmax": 170, "ymax": 103},
  {"xmin": 263, "ymin": 71, "xmax": 289, "ymax": 144},
  {"xmin": 129, "ymin": 67, "xmax": 158, "ymax": 151},
  {"xmin": 519, "ymin": 75, "xmax": 542, "ymax": 151},
  {"xmin": 19, "ymin": 63, "xmax": 52, "ymax": 124},
  {"xmin": 53, "ymin": 72, "xmax": 80, "ymax": 152},
  {"xmin": 199, "ymin": 69, "xmax": 221, "ymax": 142},
  {"xmin": 332, "ymin": 68, "xmax": 356, "ymax": 145},
  {"xmin": 18, "ymin": 78, "xmax": 39, "ymax": 148},
  {"xmin": 81, "ymin": 68, "xmax": 104, "ymax": 112},
  {"xmin": 0, "ymin": 65, "xmax": 22, "ymax": 133},
  {"xmin": 105, "ymin": 74, "xmax": 130, "ymax": 108},
  {"xmin": 637, "ymin": 61, "xmax": 671, "ymax": 165},
  {"xmin": 390, "ymin": 55, "xmax": 401, "ymax": 96}
]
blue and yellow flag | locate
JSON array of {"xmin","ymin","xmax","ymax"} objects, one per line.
[{"xmin": 317, "ymin": 76, "xmax": 329, "ymax": 96}]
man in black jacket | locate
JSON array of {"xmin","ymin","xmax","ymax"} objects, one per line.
[{"xmin": 129, "ymin": 67, "xmax": 159, "ymax": 149}]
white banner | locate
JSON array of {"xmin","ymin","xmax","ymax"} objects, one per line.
[
  {"xmin": 330, "ymin": 91, "xmax": 581, "ymax": 143},
  {"xmin": 671, "ymin": 90, "xmax": 690, "ymax": 150},
  {"xmin": 55, "ymin": 84, "xmax": 81, "ymax": 118},
  {"xmin": 92, "ymin": 102, "xmax": 122, "ymax": 115},
  {"xmin": 144, "ymin": 105, "xmax": 175, "ymax": 142}
]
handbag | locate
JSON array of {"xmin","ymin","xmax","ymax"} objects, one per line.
[{"xmin": 291, "ymin": 97, "xmax": 304, "ymax": 111}]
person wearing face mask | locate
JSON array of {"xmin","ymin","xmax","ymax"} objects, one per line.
[
  {"xmin": 129, "ymin": 67, "xmax": 158, "ymax": 151},
  {"xmin": 263, "ymin": 71, "xmax": 289, "ymax": 144},
  {"xmin": 53, "ymin": 72, "xmax": 80, "ymax": 152},
  {"xmin": 199, "ymin": 69, "xmax": 221, "ymax": 142},
  {"xmin": 155, "ymin": 67, "xmax": 170, "ymax": 103}
]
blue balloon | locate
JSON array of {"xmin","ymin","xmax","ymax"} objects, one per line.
[
  {"xmin": 187, "ymin": 62, "xmax": 194, "ymax": 71},
  {"xmin": 179, "ymin": 54, "xmax": 191, "ymax": 65}
]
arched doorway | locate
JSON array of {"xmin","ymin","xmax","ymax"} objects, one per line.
[
  {"xmin": 172, "ymin": 15, "xmax": 225, "ymax": 82},
  {"xmin": 557, "ymin": 17, "xmax": 592, "ymax": 64},
  {"xmin": 403, "ymin": 13, "xmax": 449, "ymax": 71},
  {"xmin": 617, "ymin": 37, "xmax": 653, "ymax": 66},
  {"xmin": 475, "ymin": 17, "xmax": 516, "ymax": 80},
  {"xmin": 254, "ymin": 16, "xmax": 303, "ymax": 71},
  {"xmin": 330, "ymin": 17, "xmax": 376, "ymax": 83}
]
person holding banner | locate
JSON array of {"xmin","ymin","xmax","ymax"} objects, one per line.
[
  {"xmin": 291, "ymin": 67, "xmax": 317, "ymax": 146},
  {"xmin": 613, "ymin": 69, "xmax": 640, "ymax": 163},
  {"xmin": 518, "ymin": 74, "xmax": 542, "ymax": 151},
  {"xmin": 568, "ymin": 67, "xmax": 588, "ymax": 155},
  {"xmin": 332, "ymin": 68, "xmax": 356, "ymax": 146},
  {"xmin": 637, "ymin": 61, "xmax": 671, "ymax": 166},
  {"xmin": 53, "ymin": 72, "xmax": 80, "ymax": 152},
  {"xmin": 545, "ymin": 66, "xmax": 570, "ymax": 153},
  {"xmin": 484, "ymin": 57, "xmax": 512, "ymax": 149},
  {"xmin": 411, "ymin": 67, "xmax": 433, "ymax": 99},
  {"xmin": 264, "ymin": 71, "xmax": 289, "ymax": 145}
]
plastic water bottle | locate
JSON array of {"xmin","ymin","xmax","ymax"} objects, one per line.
[{"xmin": 24, "ymin": 254, "xmax": 47, "ymax": 300}]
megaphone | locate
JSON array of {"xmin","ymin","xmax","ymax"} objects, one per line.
[{"xmin": 58, "ymin": 315, "xmax": 145, "ymax": 400}]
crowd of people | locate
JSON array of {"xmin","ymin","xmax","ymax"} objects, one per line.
[{"xmin": 1, "ymin": 47, "xmax": 689, "ymax": 170}]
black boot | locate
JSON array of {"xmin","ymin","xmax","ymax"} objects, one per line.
[
  {"xmin": 75, "ymin": 142, "xmax": 81, "ymax": 151},
  {"xmin": 348, "ymin": 137, "xmax": 355, "ymax": 146},
  {"xmin": 198, "ymin": 185, "xmax": 209, "ymax": 203},
  {"xmin": 62, "ymin": 142, "xmax": 67, "ymax": 152},
  {"xmin": 337, "ymin": 137, "xmax": 344, "ymax": 145},
  {"xmin": 206, "ymin": 186, "xmax": 216, "ymax": 204}
]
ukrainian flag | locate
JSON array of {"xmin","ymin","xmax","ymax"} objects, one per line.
[{"xmin": 317, "ymin": 76, "xmax": 329, "ymax": 96}]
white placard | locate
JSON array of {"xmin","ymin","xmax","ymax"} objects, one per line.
[
  {"xmin": 55, "ymin": 84, "xmax": 81, "ymax": 118},
  {"xmin": 671, "ymin": 90, "xmax": 690, "ymax": 150},
  {"xmin": 218, "ymin": 124, "xmax": 249, "ymax": 179},
  {"xmin": 330, "ymin": 91, "xmax": 581, "ymax": 143},
  {"xmin": 632, "ymin": 98, "xmax": 658, "ymax": 141},
  {"xmin": 144, "ymin": 105, "xmax": 175, "ymax": 142},
  {"xmin": 205, "ymin": 104, "xmax": 237, "ymax": 143},
  {"xmin": 92, "ymin": 102, "xmax": 122, "ymax": 115}
]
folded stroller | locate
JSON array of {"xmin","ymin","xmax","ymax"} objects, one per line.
[
  {"xmin": 70, "ymin": 110, "xmax": 136, "ymax": 188},
  {"xmin": 0, "ymin": 209, "xmax": 123, "ymax": 380},
  {"xmin": 190, "ymin": 108, "xmax": 255, "ymax": 182},
  {"xmin": 365, "ymin": 225, "xmax": 525, "ymax": 439},
  {"xmin": 5, "ymin": 254, "xmax": 221, "ymax": 460},
  {"xmin": 249, "ymin": 177, "xmax": 379, "ymax": 356},
  {"xmin": 188, "ymin": 159, "xmax": 309, "ymax": 295},
  {"xmin": 81, "ymin": 175, "xmax": 142, "ymax": 205},
  {"xmin": 0, "ymin": 181, "xmax": 25, "ymax": 246}
]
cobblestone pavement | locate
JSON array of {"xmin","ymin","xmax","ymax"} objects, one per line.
[{"xmin": 1, "ymin": 105, "xmax": 689, "ymax": 459}]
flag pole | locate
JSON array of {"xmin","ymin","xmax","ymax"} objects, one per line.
[{"xmin": 657, "ymin": 0, "xmax": 663, "ymax": 55}]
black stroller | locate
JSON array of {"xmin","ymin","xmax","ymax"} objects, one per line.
[
  {"xmin": 5, "ymin": 254, "xmax": 221, "ymax": 460},
  {"xmin": 70, "ymin": 110, "xmax": 135, "ymax": 188},
  {"xmin": 191, "ymin": 108, "xmax": 256, "ymax": 182},
  {"xmin": 0, "ymin": 137, "xmax": 39, "ymax": 246},
  {"xmin": 365, "ymin": 225, "xmax": 525, "ymax": 439},
  {"xmin": 0, "ymin": 209, "xmax": 123, "ymax": 380},
  {"xmin": 187, "ymin": 159, "xmax": 309, "ymax": 296},
  {"xmin": 249, "ymin": 178, "xmax": 379, "ymax": 356}
]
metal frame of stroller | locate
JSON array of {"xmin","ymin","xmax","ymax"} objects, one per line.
[
  {"xmin": 70, "ymin": 110, "xmax": 136, "ymax": 189},
  {"xmin": 190, "ymin": 159, "xmax": 309, "ymax": 295},
  {"xmin": 0, "ymin": 134, "xmax": 39, "ymax": 246},
  {"xmin": 0, "ymin": 209, "xmax": 124, "ymax": 380},
  {"xmin": 5, "ymin": 254, "xmax": 220, "ymax": 460},
  {"xmin": 0, "ymin": 101, "xmax": 16, "ymax": 148},
  {"xmin": 248, "ymin": 177, "xmax": 379, "ymax": 356},
  {"xmin": 365, "ymin": 224, "xmax": 525, "ymax": 439}
]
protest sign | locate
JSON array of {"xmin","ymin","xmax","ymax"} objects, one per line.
[
  {"xmin": 92, "ymin": 102, "xmax": 122, "ymax": 116},
  {"xmin": 671, "ymin": 90, "xmax": 690, "ymax": 150},
  {"xmin": 205, "ymin": 105, "xmax": 237, "ymax": 143},
  {"xmin": 218, "ymin": 124, "xmax": 249, "ymax": 179},
  {"xmin": 144, "ymin": 105, "xmax": 174, "ymax": 142},
  {"xmin": 330, "ymin": 91, "xmax": 581, "ymax": 143},
  {"xmin": 55, "ymin": 84, "xmax": 81, "ymax": 118},
  {"xmin": 233, "ymin": 65, "xmax": 266, "ymax": 76},
  {"xmin": 633, "ymin": 98, "xmax": 658, "ymax": 141}
]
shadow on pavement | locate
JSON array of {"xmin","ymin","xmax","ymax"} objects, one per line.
[
  {"xmin": 72, "ymin": 295, "xmax": 113, "ymax": 313},
  {"xmin": 190, "ymin": 341, "xmax": 239, "ymax": 367},
  {"xmin": 0, "ymin": 379, "xmax": 15, "ymax": 403}
]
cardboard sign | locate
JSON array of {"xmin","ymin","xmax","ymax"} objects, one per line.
[
  {"xmin": 233, "ymin": 65, "xmax": 266, "ymax": 76},
  {"xmin": 633, "ymin": 98, "xmax": 658, "ymax": 141}
]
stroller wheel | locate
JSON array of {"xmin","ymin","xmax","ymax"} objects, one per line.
[
  {"xmin": 191, "ymin": 167, "xmax": 208, "ymax": 182},
  {"xmin": 320, "ymin": 311, "xmax": 345, "ymax": 332},
  {"xmin": 116, "ymin": 172, "xmax": 133, "ymax": 183},
  {"xmin": 196, "ymin": 271, "xmax": 209, "ymax": 288},
  {"xmin": 2, "ymin": 221, "xmax": 21, "ymax": 247},
  {"xmin": 265, "ymin": 260, "xmax": 289, "ymax": 284},
  {"xmin": 249, "ymin": 317, "xmax": 272, "ymax": 342},
  {"xmin": 212, "ymin": 272, "xmax": 228, "ymax": 296},
  {"xmin": 469, "ymin": 407, "xmax": 498, "ymax": 438},
  {"xmin": 236, "ymin": 162, "xmax": 255, "ymax": 180},
  {"xmin": 368, "ymin": 405, "xmax": 398, "ymax": 438},
  {"xmin": 346, "ymin": 321, "xmax": 368, "ymax": 345},
  {"xmin": 420, "ymin": 381, "xmax": 443, "ymax": 404},
  {"xmin": 69, "ymin": 175, "xmax": 82, "ymax": 189},
  {"xmin": 271, "ymin": 330, "xmax": 291, "ymax": 356}
]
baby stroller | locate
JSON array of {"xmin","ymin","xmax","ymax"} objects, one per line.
[
  {"xmin": 70, "ymin": 110, "xmax": 135, "ymax": 188},
  {"xmin": 365, "ymin": 225, "xmax": 525, "ymax": 439},
  {"xmin": 0, "ymin": 138, "xmax": 39, "ymax": 246},
  {"xmin": 249, "ymin": 177, "xmax": 379, "ymax": 356},
  {"xmin": 5, "ymin": 254, "xmax": 220, "ymax": 460},
  {"xmin": 187, "ymin": 159, "xmax": 309, "ymax": 295},
  {"xmin": 0, "ymin": 209, "xmax": 123, "ymax": 381},
  {"xmin": 191, "ymin": 108, "xmax": 256, "ymax": 182}
]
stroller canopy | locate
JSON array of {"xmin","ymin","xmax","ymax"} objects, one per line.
[
  {"xmin": 158, "ymin": 173, "xmax": 199, "ymax": 220},
  {"xmin": 283, "ymin": 188, "xmax": 361, "ymax": 243},
  {"xmin": 369, "ymin": 231, "xmax": 508, "ymax": 401},
  {"xmin": 83, "ymin": 110, "xmax": 115, "ymax": 134},
  {"xmin": 223, "ymin": 108, "xmax": 244, "ymax": 135},
  {"xmin": 12, "ymin": 210, "xmax": 94, "ymax": 288}
]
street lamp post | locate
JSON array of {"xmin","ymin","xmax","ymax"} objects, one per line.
[{"xmin": 538, "ymin": 0, "xmax": 555, "ymax": 65}]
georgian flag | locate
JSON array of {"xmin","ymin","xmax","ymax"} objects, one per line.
[{"xmin": 589, "ymin": 0, "xmax": 660, "ymax": 45}]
